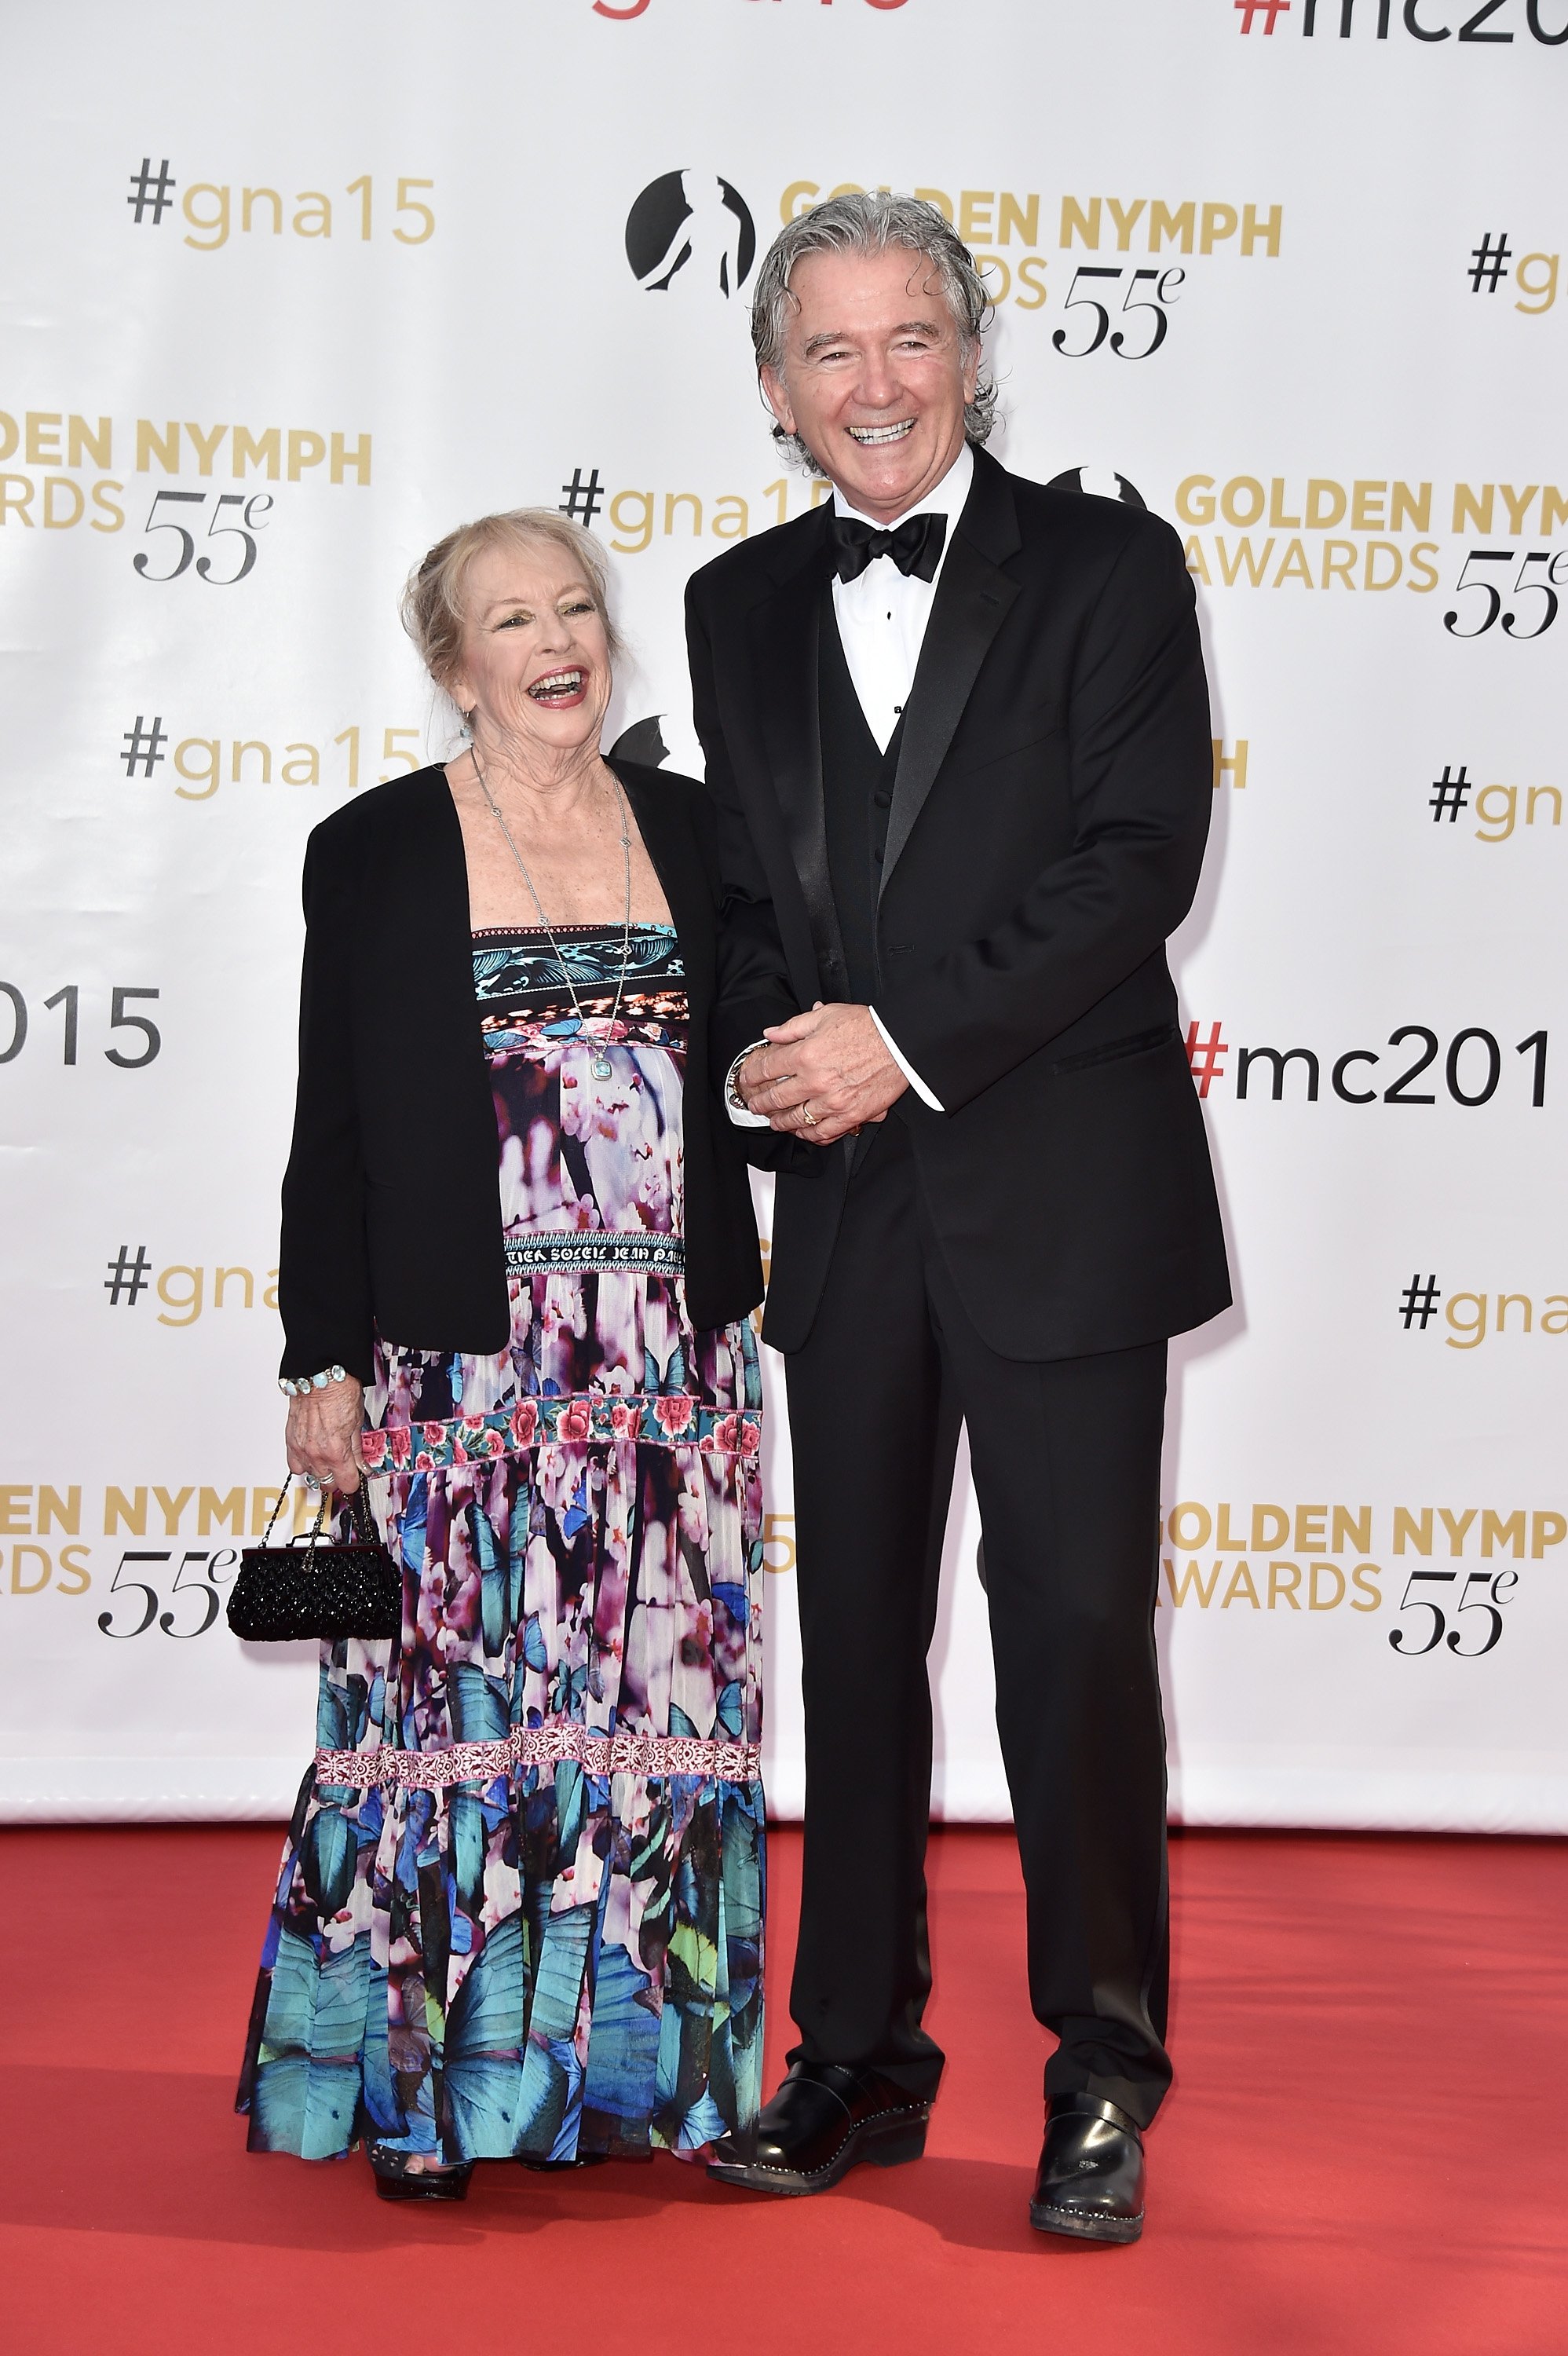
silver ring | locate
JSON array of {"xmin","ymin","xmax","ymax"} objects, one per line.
[{"xmin": 802, "ymin": 1100, "xmax": 817, "ymax": 1127}]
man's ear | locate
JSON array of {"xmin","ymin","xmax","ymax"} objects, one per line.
[{"xmin": 760, "ymin": 364, "xmax": 795, "ymax": 437}]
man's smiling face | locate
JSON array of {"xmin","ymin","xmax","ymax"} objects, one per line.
[{"xmin": 761, "ymin": 243, "xmax": 978, "ymax": 525}]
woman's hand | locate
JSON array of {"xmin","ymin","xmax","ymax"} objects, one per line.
[{"xmin": 285, "ymin": 1376, "xmax": 366, "ymax": 1494}]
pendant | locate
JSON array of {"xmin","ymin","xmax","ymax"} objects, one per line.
[{"xmin": 590, "ymin": 1052, "xmax": 613, "ymax": 1081}]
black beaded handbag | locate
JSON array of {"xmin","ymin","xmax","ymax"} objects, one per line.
[{"xmin": 226, "ymin": 1478, "xmax": 401, "ymax": 1643}]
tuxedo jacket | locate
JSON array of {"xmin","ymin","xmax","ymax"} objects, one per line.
[
  {"xmin": 275, "ymin": 759, "xmax": 764, "ymax": 1382},
  {"xmin": 685, "ymin": 445, "xmax": 1231, "ymax": 1360}
]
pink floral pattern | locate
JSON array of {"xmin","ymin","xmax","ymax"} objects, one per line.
[{"xmin": 359, "ymin": 1392, "xmax": 762, "ymax": 1472}]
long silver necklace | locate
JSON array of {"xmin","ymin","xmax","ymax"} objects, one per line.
[{"xmin": 470, "ymin": 744, "xmax": 632, "ymax": 1082}]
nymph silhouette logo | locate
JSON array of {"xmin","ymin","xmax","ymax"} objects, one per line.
[{"xmin": 625, "ymin": 172, "xmax": 756, "ymax": 298}]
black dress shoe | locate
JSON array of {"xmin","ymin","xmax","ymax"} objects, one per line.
[
  {"xmin": 707, "ymin": 2058, "xmax": 930, "ymax": 2195},
  {"xmin": 368, "ymin": 2149, "xmax": 473, "ymax": 2202},
  {"xmin": 1029, "ymin": 2094, "xmax": 1146, "ymax": 2244}
]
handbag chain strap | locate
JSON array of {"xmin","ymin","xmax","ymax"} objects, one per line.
[{"xmin": 255, "ymin": 1476, "xmax": 377, "ymax": 1560}]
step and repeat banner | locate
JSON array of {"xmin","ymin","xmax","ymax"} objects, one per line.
[{"xmin": 2, "ymin": 0, "xmax": 1563, "ymax": 1827}]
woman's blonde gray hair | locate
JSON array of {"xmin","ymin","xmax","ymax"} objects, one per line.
[
  {"xmin": 751, "ymin": 191, "xmax": 999, "ymax": 470},
  {"xmin": 401, "ymin": 508, "xmax": 621, "ymax": 705}
]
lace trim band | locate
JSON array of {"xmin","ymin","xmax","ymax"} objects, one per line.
[
  {"xmin": 315, "ymin": 1722, "xmax": 762, "ymax": 1790},
  {"xmin": 360, "ymin": 1395, "xmax": 760, "ymax": 1473}
]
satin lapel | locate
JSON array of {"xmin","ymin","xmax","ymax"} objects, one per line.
[
  {"xmin": 879, "ymin": 465, "xmax": 1022, "ymax": 900},
  {"xmin": 747, "ymin": 558, "xmax": 847, "ymax": 984}
]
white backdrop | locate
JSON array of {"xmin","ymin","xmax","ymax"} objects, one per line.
[{"xmin": 2, "ymin": 0, "xmax": 1564, "ymax": 1829}]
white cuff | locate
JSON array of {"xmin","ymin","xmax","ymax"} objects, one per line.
[
  {"xmin": 725, "ymin": 1042, "xmax": 773, "ymax": 1128},
  {"xmin": 871, "ymin": 1008, "xmax": 945, "ymax": 1111}
]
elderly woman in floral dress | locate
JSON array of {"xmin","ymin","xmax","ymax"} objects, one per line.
[{"xmin": 236, "ymin": 510, "xmax": 767, "ymax": 2201}]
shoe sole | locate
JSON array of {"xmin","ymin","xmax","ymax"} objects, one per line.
[
  {"xmin": 1029, "ymin": 2198, "xmax": 1142, "ymax": 2244},
  {"xmin": 707, "ymin": 2111, "xmax": 929, "ymax": 2196}
]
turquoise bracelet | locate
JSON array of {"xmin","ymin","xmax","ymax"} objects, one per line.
[{"xmin": 279, "ymin": 1363, "xmax": 349, "ymax": 1398}]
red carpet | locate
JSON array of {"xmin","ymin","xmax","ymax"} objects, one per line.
[{"xmin": 2, "ymin": 1822, "xmax": 1563, "ymax": 2354}]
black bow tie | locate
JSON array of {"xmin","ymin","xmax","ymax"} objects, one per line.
[{"xmin": 829, "ymin": 509, "xmax": 948, "ymax": 585}]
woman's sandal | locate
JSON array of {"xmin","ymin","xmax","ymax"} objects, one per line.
[{"xmin": 369, "ymin": 2147, "xmax": 473, "ymax": 2202}]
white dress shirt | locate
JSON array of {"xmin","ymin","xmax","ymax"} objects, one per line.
[
  {"xmin": 831, "ymin": 440, "xmax": 972, "ymax": 756},
  {"xmin": 728, "ymin": 441, "xmax": 974, "ymax": 1125}
]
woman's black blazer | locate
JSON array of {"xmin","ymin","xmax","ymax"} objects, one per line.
[{"xmin": 276, "ymin": 759, "xmax": 764, "ymax": 1381}]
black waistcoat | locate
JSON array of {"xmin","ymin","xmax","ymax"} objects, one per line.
[{"xmin": 819, "ymin": 596, "xmax": 905, "ymax": 1007}]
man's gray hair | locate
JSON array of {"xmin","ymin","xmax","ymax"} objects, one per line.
[{"xmin": 751, "ymin": 191, "xmax": 999, "ymax": 470}]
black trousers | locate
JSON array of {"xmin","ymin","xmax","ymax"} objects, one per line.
[{"xmin": 780, "ymin": 1118, "xmax": 1172, "ymax": 2127}]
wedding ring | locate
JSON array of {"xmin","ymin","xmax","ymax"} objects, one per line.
[{"xmin": 802, "ymin": 1100, "xmax": 817, "ymax": 1126}]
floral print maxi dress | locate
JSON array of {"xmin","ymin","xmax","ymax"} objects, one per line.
[{"xmin": 237, "ymin": 925, "xmax": 766, "ymax": 2168}]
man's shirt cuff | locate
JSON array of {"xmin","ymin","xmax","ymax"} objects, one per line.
[
  {"xmin": 871, "ymin": 1008, "xmax": 945, "ymax": 1111},
  {"xmin": 725, "ymin": 1042, "xmax": 773, "ymax": 1128}
]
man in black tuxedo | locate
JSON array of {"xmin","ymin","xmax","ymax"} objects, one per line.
[{"xmin": 685, "ymin": 194, "xmax": 1229, "ymax": 2242}]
